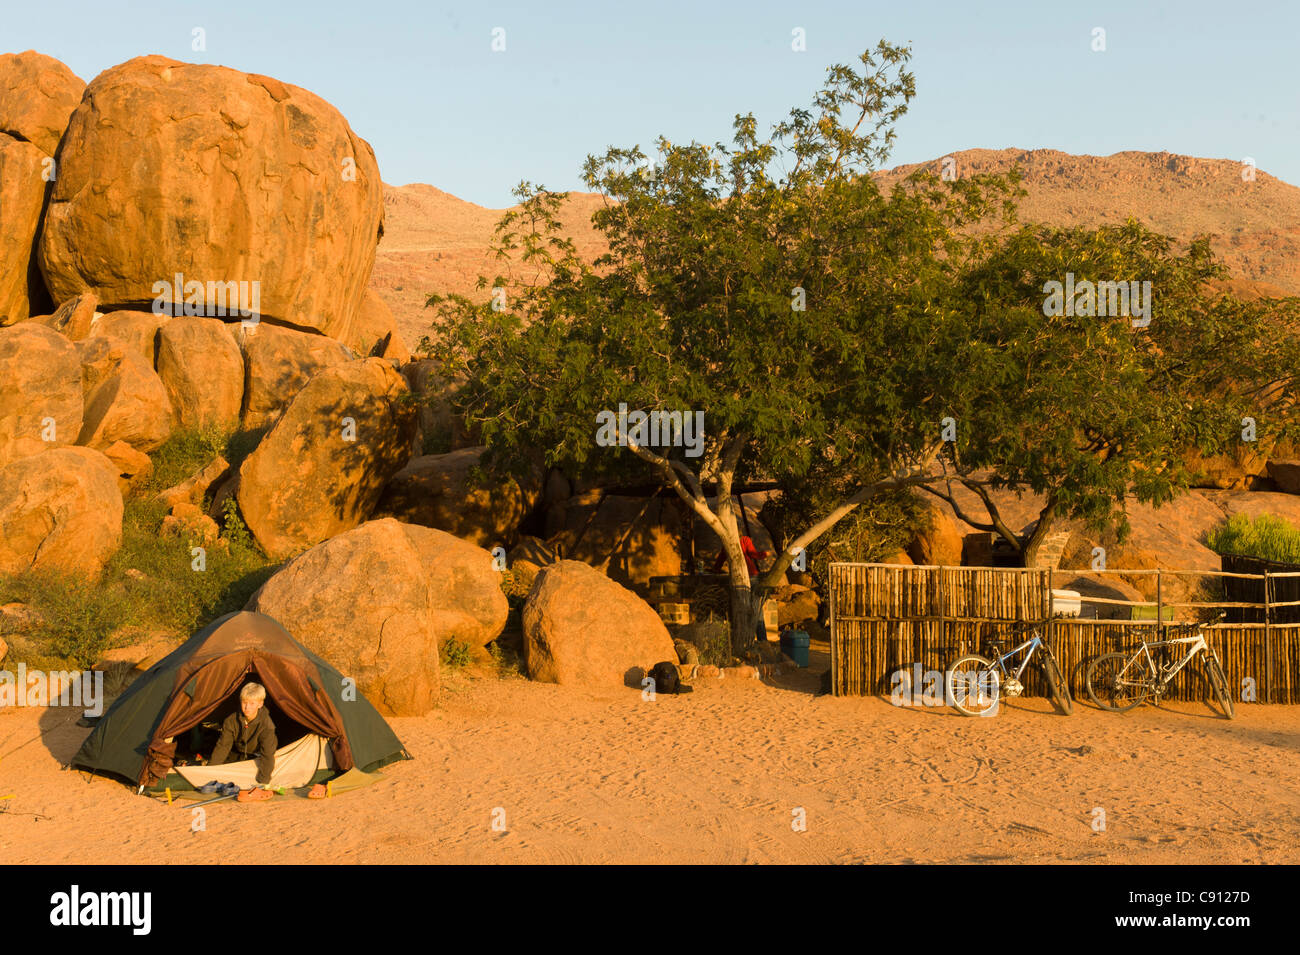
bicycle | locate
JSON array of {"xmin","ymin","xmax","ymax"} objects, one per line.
[
  {"xmin": 945, "ymin": 621, "xmax": 1073, "ymax": 717},
  {"xmin": 1085, "ymin": 614, "xmax": 1234, "ymax": 719}
]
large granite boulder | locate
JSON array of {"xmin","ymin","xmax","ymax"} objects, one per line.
[
  {"xmin": 374, "ymin": 445, "xmax": 539, "ymax": 549},
  {"xmin": 0, "ymin": 447, "xmax": 123, "ymax": 577},
  {"xmin": 74, "ymin": 335, "xmax": 173, "ymax": 452},
  {"xmin": 156, "ymin": 317, "xmax": 244, "ymax": 429},
  {"xmin": 0, "ymin": 135, "xmax": 50, "ymax": 325},
  {"xmin": 38, "ymin": 56, "xmax": 383, "ymax": 338},
  {"xmin": 345, "ymin": 289, "xmax": 409, "ymax": 364},
  {"xmin": 522, "ymin": 560, "xmax": 676, "ymax": 687},
  {"xmin": 0, "ymin": 51, "xmax": 85, "ymax": 157},
  {"xmin": 237, "ymin": 358, "xmax": 417, "ymax": 558},
  {"xmin": 87, "ymin": 310, "xmax": 169, "ymax": 365},
  {"xmin": 906, "ymin": 496, "xmax": 965, "ymax": 566},
  {"xmin": 247, "ymin": 519, "xmax": 507, "ymax": 715},
  {"xmin": 237, "ymin": 322, "xmax": 353, "ymax": 429},
  {"xmin": 0, "ymin": 323, "xmax": 83, "ymax": 467}
]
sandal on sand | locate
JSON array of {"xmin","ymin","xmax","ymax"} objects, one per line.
[
  {"xmin": 199, "ymin": 781, "xmax": 238, "ymax": 796},
  {"xmin": 237, "ymin": 787, "xmax": 275, "ymax": 803},
  {"xmin": 308, "ymin": 783, "xmax": 327, "ymax": 799}
]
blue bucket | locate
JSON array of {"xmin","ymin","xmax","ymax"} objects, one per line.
[{"xmin": 780, "ymin": 629, "xmax": 810, "ymax": 667}]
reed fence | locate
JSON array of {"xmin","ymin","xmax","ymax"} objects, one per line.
[{"xmin": 828, "ymin": 562, "xmax": 1300, "ymax": 703}]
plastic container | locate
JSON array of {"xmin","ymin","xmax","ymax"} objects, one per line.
[{"xmin": 780, "ymin": 629, "xmax": 810, "ymax": 668}]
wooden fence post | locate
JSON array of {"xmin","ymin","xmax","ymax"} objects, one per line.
[
  {"xmin": 1264, "ymin": 570, "xmax": 1272, "ymax": 704},
  {"xmin": 1156, "ymin": 570, "xmax": 1163, "ymax": 630},
  {"xmin": 938, "ymin": 565, "xmax": 948, "ymax": 655}
]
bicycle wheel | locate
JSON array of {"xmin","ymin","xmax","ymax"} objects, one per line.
[
  {"xmin": 1040, "ymin": 648, "xmax": 1073, "ymax": 715},
  {"xmin": 1203, "ymin": 654, "xmax": 1235, "ymax": 720},
  {"xmin": 1086, "ymin": 653, "xmax": 1150, "ymax": 712},
  {"xmin": 946, "ymin": 654, "xmax": 1001, "ymax": 717}
]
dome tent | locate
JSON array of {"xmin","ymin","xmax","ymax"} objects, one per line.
[{"xmin": 74, "ymin": 610, "xmax": 408, "ymax": 788}]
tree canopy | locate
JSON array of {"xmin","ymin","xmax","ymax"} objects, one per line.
[{"xmin": 421, "ymin": 39, "xmax": 1300, "ymax": 653}]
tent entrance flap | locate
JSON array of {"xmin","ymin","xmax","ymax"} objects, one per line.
[{"xmin": 144, "ymin": 651, "xmax": 351, "ymax": 785}]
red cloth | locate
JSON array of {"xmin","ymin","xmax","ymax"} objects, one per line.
[{"xmin": 712, "ymin": 536, "xmax": 767, "ymax": 576}]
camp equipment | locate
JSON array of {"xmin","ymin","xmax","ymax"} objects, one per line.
[
  {"xmin": 73, "ymin": 610, "xmax": 410, "ymax": 789},
  {"xmin": 780, "ymin": 629, "xmax": 811, "ymax": 668}
]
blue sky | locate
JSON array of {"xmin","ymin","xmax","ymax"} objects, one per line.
[{"xmin": 6, "ymin": 0, "xmax": 1298, "ymax": 207}]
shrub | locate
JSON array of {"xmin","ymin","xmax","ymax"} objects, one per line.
[
  {"xmin": 140, "ymin": 425, "xmax": 266, "ymax": 500},
  {"xmin": 440, "ymin": 638, "xmax": 473, "ymax": 669},
  {"xmin": 487, "ymin": 640, "xmax": 527, "ymax": 678},
  {"xmin": 0, "ymin": 427, "xmax": 281, "ymax": 670},
  {"xmin": 141, "ymin": 426, "xmax": 229, "ymax": 495},
  {"xmin": 0, "ymin": 568, "xmax": 134, "ymax": 668},
  {"xmin": 1206, "ymin": 513, "xmax": 1300, "ymax": 565},
  {"xmin": 674, "ymin": 620, "xmax": 732, "ymax": 667}
]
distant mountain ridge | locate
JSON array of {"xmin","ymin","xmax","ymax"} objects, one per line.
[{"xmin": 371, "ymin": 148, "xmax": 1300, "ymax": 348}]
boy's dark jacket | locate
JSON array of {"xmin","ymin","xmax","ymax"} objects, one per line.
[{"xmin": 207, "ymin": 707, "xmax": 277, "ymax": 784}]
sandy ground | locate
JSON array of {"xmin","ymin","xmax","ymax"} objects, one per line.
[{"xmin": 2, "ymin": 658, "xmax": 1298, "ymax": 865}]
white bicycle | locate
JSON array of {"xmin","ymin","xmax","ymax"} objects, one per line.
[{"xmin": 1085, "ymin": 614, "xmax": 1234, "ymax": 719}]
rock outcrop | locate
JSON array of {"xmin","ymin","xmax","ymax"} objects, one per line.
[
  {"xmin": 0, "ymin": 136, "xmax": 50, "ymax": 325},
  {"xmin": 0, "ymin": 51, "xmax": 85, "ymax": 156},
  {"xmin": 237, "ymin": 322, "xmax": 353, "ymax": 429},
  {"xmin": 75, "ymin": 335, "xmax": 173, "ymax": 452},
  {"xmin": 0, "ymin": 323, "xmax": 83, "ymax": 467},
  {"xmin": 374, "ymin": 445, "xmax": 539, "ymax": 549},
  {"xmin": 237, "ymin": 358, "xmax": 417, "ymax": 558},
  {"xmin": 522, "ymin": 560, "xmax": 676, "ymax": 687},
  {"xmin": 38, "ymin": 56, "xmax": 383, "ymax": 339},
  {"xmin": 346, "ymin": 289, "xmax": 409, "ymax": 364},
  {"xmin": 155, "ymin": 317, "xmax": 244, "ymax": 429},
  {"xmin": 247, "ymin": 519, "xmax": 507, "ymax": 715},
  {"xmin": 36, "ymin": 291, "xmax": 98, "ymax": 341},
  {"xmin": 0, "ymin": 447, "xmax": 123, "ymax": 577},
  {"xmin": 87, "ymin": 310, "xmax": 169, "ymax": 365}
]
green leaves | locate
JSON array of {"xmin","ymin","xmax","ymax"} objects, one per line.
[{"xmin": 418, "ymin": 39, "xmax": 1300, "ymax": 575}]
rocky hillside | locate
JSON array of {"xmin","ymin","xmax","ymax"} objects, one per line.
[
  {"xmin": 875, "ymin": 148, "xmax": 1300, "ymax": 299},
  {"xmin": 371, "ymin": 148, "xmax": 1300, "ymax": 346},
  {"xmin": 371, "ymin": 184, "xmax": 608, "ymax": 348}
]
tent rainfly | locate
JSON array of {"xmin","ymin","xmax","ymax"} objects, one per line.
[{"xmin": 73, "ymin": 610, "xmax": 409, "ymax": 788}]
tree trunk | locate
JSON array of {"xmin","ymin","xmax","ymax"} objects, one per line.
[
  {"xmin": 728, "ymin": 579, "xmax": 761, "ymax": 659},
  {"xmin": 1019, "ymin": 496, "xmax": 1059, "ymax": 569},
  {"xmin": 713, "ymin": 501, "xmax": 761, "ymax": 657}
]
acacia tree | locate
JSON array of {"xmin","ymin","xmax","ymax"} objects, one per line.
[
  {"xmin": 420, "ymin": 40, "xmax": 1300, "ymax": 655},
  {"xmin": 422, "ymin": 42, "xmax": 1026, "ymax": 653},
  {"xmin": 917, "ymin": 223, "xmax": 1300, "ymax": 566}
]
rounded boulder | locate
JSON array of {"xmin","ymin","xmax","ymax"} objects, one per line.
[
  {"xmin": 522, "ymin": 560, "xmax": 677, "ymax": 687},
  {"xmin": 0, "ymin": 447, "xmax": 123, "ymax": 577},
  {"xmin": 247, "ymin": 518, "xmax": 508, "ymax": 716},
  {"xmin": 38, "ymin": 56, "xmax": 383, "ymax": 338},
  {"xmin": 0, "ymin": 323, "xmax": 83, "ymax": 467},
  {"xmin": 237, "ymin": 358, "xmax": 418, "ymax": 558}
]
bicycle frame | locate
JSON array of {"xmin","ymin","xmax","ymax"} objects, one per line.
[
  {"xmin": 986, "ymin": 632, "xmax": 1044, "ymax": 684},
  {"xmin": 1115, "ymin": 631, "xmax": 1209, "ymax": 693}
]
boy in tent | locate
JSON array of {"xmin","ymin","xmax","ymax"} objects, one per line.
[{"xmin": 205, "ymin": 682, "xmax": 277, "ymax": 802}]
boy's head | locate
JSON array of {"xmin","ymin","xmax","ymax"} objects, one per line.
[{"xmin": 239, "ymin": 682, "xmax": 266, "ymax": 720}]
